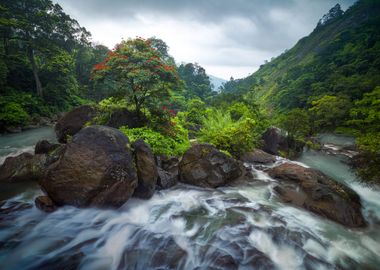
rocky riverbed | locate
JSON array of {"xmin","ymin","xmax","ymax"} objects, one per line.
[{"xmin": 0, "ymin": 125, "xmax": 379, "ymax": 270}]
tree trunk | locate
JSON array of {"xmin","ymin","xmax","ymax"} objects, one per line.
[
  {"xmin": 134, "ymin": 96, "xmax": 141, "ymax": 122},
  {"xmin": 27, "ymin": 46, "xmax": 43, "ymax": 97}
]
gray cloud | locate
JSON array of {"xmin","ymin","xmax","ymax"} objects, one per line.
[{"xmin": 56, "ymin": 0, "xmax": 356, "ymax": 79}]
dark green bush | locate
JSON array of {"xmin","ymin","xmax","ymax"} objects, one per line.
[
  {"xmin": 119, "ymin": 124, "xmax": 189, "ymax": 157},
  {"xmin": 197, "ymin": 109, "xmax": 259, "ymax": 157}
]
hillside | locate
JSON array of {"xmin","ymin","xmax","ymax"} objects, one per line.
[
  {"xmin": 208, "ymin": 75, "xmax": 226, "ymax": 91},
  {"xmin": 225, "ymin": 0, "xmax": 380, "ymax": 111}
]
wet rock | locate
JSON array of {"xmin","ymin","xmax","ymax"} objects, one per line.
[
  {"xmin": 118, "ymin": 233, "xmax": 187, "ymax": 270},
  {"xmin": 157, "ymin": 167, "xmax": 178, "ymax": 190},
  {"xmin": 35, "ymin": 196, "xmax": 57, "ymax": 212},
  {"xmin": 35, "ymin": 140, "xmax": 60, "ymax": 154},
  {"xmin": 0, "ymin": 201, "xmax": 33, "ymax": 215},
  {"xmin": 244, "ymin": 248, "xmax": 276, "ymax": 269},
  {"xmin": 5, "ymin": 126, "xmax": 22, "ymax": 133},
  {"xmin": 261, "ymin": 127, "xmax": 304, "ymax": 158},
  {"xmin": 156, "ymin": 156, "xmax": 179, "ymax": 190},
  {"xmin": 133, "ymin": 139, "xmax": 158, "ymax": 199},
  {"xmin": 149, "ymin": 237, "xmax": 187, "ymax": 269},
  {"xmin": 321, "ymin": 143, "xmax": 358, "ymax": 158},
  {"xmin": 41, "ymin": 125, "xmax": 138, "ymax": 207},
  {"xmin": 55, "ymin": 105, "xmax": 98, "ymax": 143},
  {"xmin": 0, "ymin": 153, "xmax": 47, "ymax": 182},
  {"xmin": 161, "ymin": 156, "xmax": 180, "ymax": 172},
  {"xmin": 268, "ymin": 163, "xmax": 366, "ymax": 228},
  {"xmin": 106, "ymin": 108, "xmax": 146, "ymax": 129},
  {"xmin": 179, "ymin": 144, "xmax": 245, "ymax": 188},
  {"xmin": 44, "ymin": 144, "xmax": 65, "ymax": 166},
  {"xmin": 261, "ymin": 127, "xmax": 288, "ymax": 155},
  {"xmin": 35, "ymin": 252, "xmax": 84, "ymax": 270},
  {"xmin": 240, "ymin": 149, "xmax": 276, "ymax": 164}
]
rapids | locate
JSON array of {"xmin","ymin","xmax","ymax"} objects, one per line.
[{"xmin": 0, "ymin": 129, "xmax": 379, "ymax": 270}]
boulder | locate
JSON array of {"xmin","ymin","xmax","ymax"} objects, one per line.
[
  {"xmin": 133, "ymin": 139, "xmax": 158, "ymax": 199},
  {"xmin": 157, "ymin": 167, "xmax": 178, "ymax": 190},
  {"xmin": 35, "ymin": 140, "xmax": 60, "ymax": 154},
  {"xmin": 261, "ymin": 127, "xmax": 288, "ymax": 155},
  {"xmin": 179, "ymin": 144, "xmax": 245, "ymax": 188},
  {"xmin": 40, "ymin": 125, "xmax": 138, "ymax": 208},
  {"xmin": 0, "ymin": 153, "xmax": 47, "ymax": 182},
  {"xmin": 261, "ymin": 127, "xmax": 304, "ymax": 158},
  {"xmin": 240, "ymin": 149, "xmax": 276, "ymax": 164},
  {"xmin": 55, "ymin": 105, "xmax": 98, "ymax": 143},
  {"xmin": 44, "ymin": 144, "xmax": 65, "ymax": 167},
  {"xmin": 106, "ymin": 108, "xmax": 146, "ymax": 129},
  {"xmin": 161, "ymin": 156, "xmax": 180, "ymax": 173},
  {"xmin": 35, "ymin": 196, "xmax": 57, "ymax": 212},
  {"xmin": 267, "ymin": 163, "xmax": 366, "ymax": 228}
]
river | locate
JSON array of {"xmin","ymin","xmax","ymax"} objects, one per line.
[{"xmin": 0, "ymin": 128, "xmax": 379, "ymax": 270}]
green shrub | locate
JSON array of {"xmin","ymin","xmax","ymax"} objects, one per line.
[
  {"xmin": 119, "ymin": 125, "xmax": 189, "ymax": 157},
  {"xmin": 0, "ymin": 102, "xmax": 30, "ymax": 126},
  {"xmin": 90, "ymin": 97, "xmax": 127, "ymax": 125},
  {"xmin": 0, "ymin": 91, "xmax": 56, "ymax": 128},
  {"xmin": 197, "ymin": 109, "xmax": 259, "ymax": 157}
]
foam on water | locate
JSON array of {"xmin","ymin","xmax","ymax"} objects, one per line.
[
  {"xmin": 0, "ymin": 127, "xmax": 56, "ymax": 164},
  {"xmin": 0, "ymin": 131, "xmax": 379, "ymax": 269}
]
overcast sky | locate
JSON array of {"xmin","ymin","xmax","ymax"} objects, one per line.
[{"xmin": 56, "ymin": 0, "xmax": 356, "ymax": 79}]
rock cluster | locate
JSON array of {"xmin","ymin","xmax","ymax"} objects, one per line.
[{"xmin": 0, "ymin": 107, "xmax": 367, "ymax": 228}]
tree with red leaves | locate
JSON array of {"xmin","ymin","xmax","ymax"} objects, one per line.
[{"xmin": 91, "ymin": 37, "xmax": 179, "ymax": 120}]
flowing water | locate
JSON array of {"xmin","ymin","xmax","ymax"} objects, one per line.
[
  {"xmin": 0, "ymin": 129, "xmax": 379, "ymax": 270},
  {"xmin": 0, "ymin": 127, "xmax": 56, "ymax": 165}
]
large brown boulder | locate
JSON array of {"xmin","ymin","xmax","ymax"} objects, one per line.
[
  {"xmin": 133, "ymin": 139, "xmax": 158, "ymax": 199},
  {"xmin": 179, "ymin": 144, "xmax": 245, "ymax": 188},
  {"xmin": 0, "ymin": 152, "xmax": 46, "ymax": 182},
  {"xmin": 40, "ymin": 125, "xmax": 138, "ymax": 207},
  {"xmin": 267, "ymin": 163, "xmax": 366, "ymax": 228},
  {"xmin": 55, "ymin": 105, "xmax": 98, "ymax": 143},
  {"xmin": 240, "ymin": 149, "xmax": 276, "ymax": 164}
]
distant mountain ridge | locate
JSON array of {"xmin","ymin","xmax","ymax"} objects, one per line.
[
  {"xmin": 224, "ymin": 0, "xmax": 380, "ymax": 111},
  {"xmin": 208, "ymin": 75, "xmax": 227, "ymax": 91}
]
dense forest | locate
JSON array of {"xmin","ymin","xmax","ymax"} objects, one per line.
[{"xmin": 1, "ymin": 0, "xmax": 379, "ymax": 183}]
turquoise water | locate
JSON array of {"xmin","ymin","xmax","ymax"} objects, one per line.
[{"xmin": 0, "ymin": 127, "xmax": 56, "ymax": 164}]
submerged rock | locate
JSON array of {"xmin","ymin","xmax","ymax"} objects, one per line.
[
  {"xmin": 267, "ymin": 163, "xmax": 366, "ymax": 228},
  {"xmin": 0, "ymin": 153, "xmax": 46, "ymax": 182},
  {"xmin": 133, "ymin": 139, "xmax": 158, "ymax": 199},
  {"xmin": 179, "ymin": 144, "xmax": 245, "ymax": 188},
  {"xmin": 240, "ymin": 149, "xmax": 276, "ymax": 164},
  {"xmin": 41, "ymin": 125, "xmax": 138, "ymax": 208},
  {"xmin": 35, "ymin": 196, "xmax": 57, "ymax": 213},
  {"xmin": 55, "ymin": 105, "xmax": 98, "ymax": 143}
]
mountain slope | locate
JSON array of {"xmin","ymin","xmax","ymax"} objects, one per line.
[
  {"xmin": 208, "ymin": 75, "xmax": 226, "ymax": 91},
  {"xmin": 227, "ymin": 0, "xmax": 380, "ymax": 111}
]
